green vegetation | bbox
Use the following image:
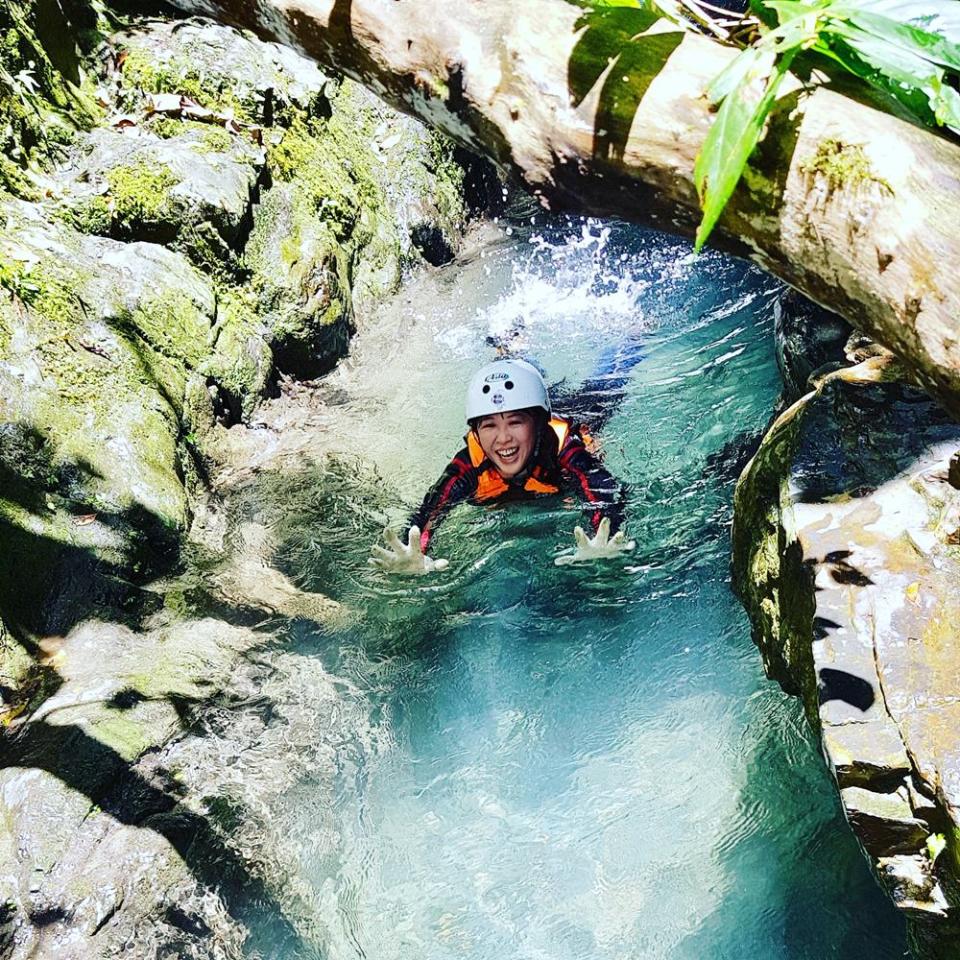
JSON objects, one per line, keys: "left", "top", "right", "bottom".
{"left": 694, "top": 0, "right": 960, "bottom": 250}
{"left": 119, "top": 48, "right": 254, "bottom": 124}
{"left": 269, "top": 115, "right": 378, "bottom": 240}
{"left": 67, "top": 161, "right": 180, "bottom": 237}
{"left": 146, "top": 116, "right": 237, "bottom": 150}
{"left": 582, "top": 0, "right": 960, "bottom": 249}
{"left": 799, "top": 136, "right": 893, "bottom": 194}
{"left": 0, "top": 0, "right": 104, "bottom": 197}
{"left": 106, "top": 161, "right": 180, "bottom": 229}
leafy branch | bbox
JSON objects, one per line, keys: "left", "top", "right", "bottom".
{"left": 576, "top": 0, "right": 960, "bottom": 250}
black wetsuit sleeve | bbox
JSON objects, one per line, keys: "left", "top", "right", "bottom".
{"left": 557, "top": 437, "right": 626, "bottom": 535}
{"left": 408, "top": 449, "right": 479, "bottom": 550}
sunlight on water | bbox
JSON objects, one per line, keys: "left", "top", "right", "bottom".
{"left": 239, "top": 211, "right": 906, "bottom": 959}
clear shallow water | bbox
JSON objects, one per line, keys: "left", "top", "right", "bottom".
{"left": 240, "top": 212, "right": 906, "bottom": 958}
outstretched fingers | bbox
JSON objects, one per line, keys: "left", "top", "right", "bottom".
{"left": 594, "top": 517, "right": 611, "bottom": 545}
{"left": 384, "top": 527, "right": 404, "bottom": 552}
{"left": 407, "top": 525, "right": 423, "bottom": 554}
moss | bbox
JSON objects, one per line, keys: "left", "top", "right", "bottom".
{"left": 0, "top": 257, "right": 42, "bottom": 306}
{"left": 731, "top": 399, "right": 813, "bottom": 704}
{"left": 0, "top": 0, "right": 104, "bottom": 198}
{"left": 0, "top": 298, "right": 12, "bottom": 355}
{"left": 107, "top": 161, "right": 180, "bottom": 229}
{"left": 0, "top": 614, "right": 34, "bottom": 703}
{"left": 122, "top": 288, "right": 211, "bottom": 368}
{"left": 66, "top": 161, "right": 180, "bottom": 238}
{"left": 148, "top": 117, "right": 236, "bottom": 155}
{"left": 148, "top": 116, "right": 185, "bottom": 140}
{"left": 269, "top": 118, "right": 359, "bottom": 239}
{"left": 90, "top": 712, "right": 153, "bottom": 762}
{"left": 62, "top": 194, "right": 112, "bottom": 235}
{"left": 800, "top": 138, "right": 893, "bottom": 197}
{"left": 201, "top": 285, "right": 272, "bottom": 419}
{"left": 0, "top": 252, "right": 190, "bottom": 529}
{"left": 268, "top": 108, "right": 387, "bottom": 245}
{"left": 119, "top": 48, "right": 254, "bottom": 125}
{"left": 424, "top": 133, "right": 466, "bottom": 233}
{"left": 197, "top": 126, "right": 234, "bottom": 155}
{"left": 173, "top": 220, "right": 242, "bottom": 284}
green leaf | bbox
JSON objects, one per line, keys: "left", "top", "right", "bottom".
{"left": 707, "top": 45, "right": 777, "bottom": 104}
{"left": 693, "top": 49, "right": 798, "bottom": 251}
{"left": 828, "top": 23, "right": 960, "bottom": 129}
{"left": 764, "top": 0, "right": 828, "bottom": 22}
{"left": 749, "top": 0, "right": 780, "bottom": 28}
{"left": 844, "top": 1, "right": 960, "bottom": 73}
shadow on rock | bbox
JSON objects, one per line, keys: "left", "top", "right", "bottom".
{"left": 3, "top": 703, "right": 307, "bottom": 956}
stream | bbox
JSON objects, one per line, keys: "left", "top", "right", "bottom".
{"left": 205, "top": 208, "right": 907, "bottom": 958}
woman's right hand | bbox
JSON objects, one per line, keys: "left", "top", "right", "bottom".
{"left": 369, "top": 526, "right": 449, "bottom": 576}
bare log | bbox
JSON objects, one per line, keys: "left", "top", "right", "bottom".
{"left": 170, "top": 0, "right": 960, "bottom": 417}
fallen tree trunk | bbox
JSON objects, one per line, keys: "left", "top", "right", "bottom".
{"left": 169, "top": 0, "right": 960, "bottom": 418}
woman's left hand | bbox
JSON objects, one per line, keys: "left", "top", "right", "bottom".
{"left": 555, "top": 518, "right": 636, "bottom": 566}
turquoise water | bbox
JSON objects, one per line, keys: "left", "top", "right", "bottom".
{"left": 248, "top": 215, "right": 906, "bottom": 958}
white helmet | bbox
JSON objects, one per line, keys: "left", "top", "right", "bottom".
{"left": 465, "top": 358, "right": 551, "bottom": 422}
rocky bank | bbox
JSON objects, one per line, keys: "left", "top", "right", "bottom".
{"left": 733, "top": 297, "right": 960, "bottom": 960}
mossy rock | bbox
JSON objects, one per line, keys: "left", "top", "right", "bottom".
{"left": 0, "top": 201, "right": 218, "bottom": 641}
{"left": 201, "top": 286, "right": 274, "bottom": 421}
{"left": 244, "top": 182, "right": 352, "bottom": 380}
{"left": 58, "top": 126, "right": 264, "bottom": 258}
{"left": 0, "top": 0, "right": 105, "bottom": 198}
{"left": 108, "top": 18, "right": 332, "bottom": 126}
{"left": 246, "top": 76, "right": 468, "bottom": 372}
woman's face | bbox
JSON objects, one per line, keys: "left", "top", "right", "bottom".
{"left": 475, "top": 410, "right": 538, "bottom": 478}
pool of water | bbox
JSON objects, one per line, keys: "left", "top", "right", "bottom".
{"left": 234, "top": 211, "right": 906, "bottom": 958}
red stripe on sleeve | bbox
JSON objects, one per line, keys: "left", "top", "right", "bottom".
{"left": 566, "top": 461, "right": 599, "bottom": 504}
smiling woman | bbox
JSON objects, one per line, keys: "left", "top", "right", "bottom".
{"left": 368, "top": 356, "right": 635, "bottom": 573}
{"left": 475, "top": 411, "right": 539, "bottom": 478}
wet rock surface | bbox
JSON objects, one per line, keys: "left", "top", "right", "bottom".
{"left": 774, "top": 288, "right": 853, "bottom": 402}
{"left": 58, "top": 125, "right": 265, "bottom": 249}
{"left": 0, "top": 613, "right": 349, "bottom": 959}
{"left": 733, "top": 356, "right": 960, "bottom": 957}
{"left": 0, "top": 199, "right": 215, "bottom": 653}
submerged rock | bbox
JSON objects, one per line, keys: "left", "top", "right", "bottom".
{"left": 732, "top": 355, "right": 960, "bottom": 956}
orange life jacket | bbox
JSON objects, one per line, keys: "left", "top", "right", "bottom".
{"left": 466, "top": 417, "right": 574, "bottom": 501}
